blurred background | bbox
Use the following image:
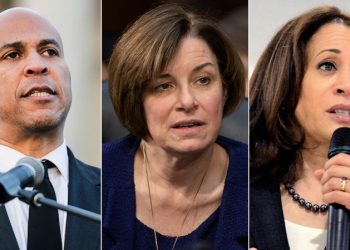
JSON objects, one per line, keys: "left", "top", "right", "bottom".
{"left": 102, "top": 0, "right": 248, "bottom": 144}
{"left": 249, "top": 0, "right": 350, "bottom": 77}
{"left": 0, "top": 0, "right": 101, "bottom": 166}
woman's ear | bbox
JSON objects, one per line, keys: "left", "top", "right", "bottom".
{"left": 223, "top": 88, "right": 228, "bottom": 102}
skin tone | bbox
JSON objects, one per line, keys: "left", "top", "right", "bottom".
{"left": 0, "top": 8, "right": 71, "bottom": 158}
{"left": 134, "top": 37, "right": 229, "bottom": 236}
{"left": 281, "top": 22, "right": 350, "bottom": 229}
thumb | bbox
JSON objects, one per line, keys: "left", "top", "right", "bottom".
{"left": 314, "top": 169, "right": 324, "bottom": 181}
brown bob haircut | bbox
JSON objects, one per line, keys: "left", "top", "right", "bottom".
{"left": 250, "top": 6, "right": 350, "bottom": 184}
{"left": 108, "top": 3, "right": 245, "bottom": 138}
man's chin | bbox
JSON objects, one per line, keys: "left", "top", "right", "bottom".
{"left": 22, "top": 118, "right": 65, "bottom": 134}
{"left": 21, "top": 109, "right": 69, "bottom": 133}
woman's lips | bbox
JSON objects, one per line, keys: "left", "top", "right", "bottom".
{"left": 171, "top": 119, "right": 206, "bottom": 128}
{"left": 328, "top": 105, "right": 350, "bottom": 123}
{"left": 171, "top": 120, "right": 206, "bottom": 134}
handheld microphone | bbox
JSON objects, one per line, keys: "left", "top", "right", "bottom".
{"left": 326, "top": 127, "right": 350, "bottom": 250}
{"left": 0, "top": 157, "right": 44, "bottom": 203}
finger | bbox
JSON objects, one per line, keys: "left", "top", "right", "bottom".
{"left": 323, "top": 190, "right": 350, "bottom": 210}
{"left": 322, "top": 176, "right": 350, "bottom": 194}
{"left": 314, "top": 169, "right": 324, "bottom": 181}
{"left": 325, "top": 153, "right": 350, "bottom": 170}
{"left": 320, "top": 165, "right": 350, "bottom": 185}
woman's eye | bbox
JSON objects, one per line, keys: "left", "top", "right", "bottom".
{"left": 4, "top": 51, "right": 20, "bottom": 60}
{"left": 42, "top": 49, "right": 59, "bottom": 57}
{"left": 155, "top": 83, "right": 173, "bottom": 91}
{"left": 196, "top": 77, "right": 211, "bottom": 85}
{"left": 319, "top": 62, "right": 336, "bottom": 72}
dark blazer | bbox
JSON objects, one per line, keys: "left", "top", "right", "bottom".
{"left": 250, "top": 180, "right": 348, "bottom": 250}
{"left": 0, "top": 148, "right": 101, "bottom": 250}
{"left": 250, "top": 179, "right": 290, "bottom": 250}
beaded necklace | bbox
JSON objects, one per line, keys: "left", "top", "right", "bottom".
{"left": 284, "top": 183, "right": 328, "bottom": 213}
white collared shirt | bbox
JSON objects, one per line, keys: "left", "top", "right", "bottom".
{"left": 0, "top": 142, "right": 69, "bottom": 250}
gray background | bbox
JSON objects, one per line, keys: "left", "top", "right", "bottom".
{"left": 249, "top": 0, "right": 350, "bottom": 78}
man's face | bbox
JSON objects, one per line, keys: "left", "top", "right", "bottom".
{"left": 0, "top": 9, "right": 71, "bottom": 136}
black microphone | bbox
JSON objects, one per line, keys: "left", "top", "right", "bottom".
{"left": 326, "top": 127, "right": 350, "bottom": 250}
{"left": 0, "top": 157, "right": 44, "bottom": 203}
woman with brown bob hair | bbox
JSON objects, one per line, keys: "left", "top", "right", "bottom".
{"left": 250, "top": 6, "right": 350, "bottom": 250}
{"left": 103, "top": 3, "right": 247, "bottom": 250}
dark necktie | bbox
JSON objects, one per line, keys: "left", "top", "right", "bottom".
{"left": 27, "top": 160, "right": 62, "bottom": 250}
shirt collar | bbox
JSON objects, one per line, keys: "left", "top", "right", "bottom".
{"left": 0, "top": 141, "right": 69, "bottom": 183}
{"left": 40, "top": 141, "right": 69, "bottom": 183}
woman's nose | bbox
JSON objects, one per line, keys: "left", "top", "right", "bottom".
{"left": 175, "top": 86, "right": 198, "bottom": 112}
{"left": 334, "top": 69, "right": 350, "bottom": 95}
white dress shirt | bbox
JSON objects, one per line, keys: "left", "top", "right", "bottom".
{"left": 0, "top": 142, "right": 69, "bottom": 250}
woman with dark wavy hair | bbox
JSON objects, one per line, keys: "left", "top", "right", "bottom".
{"left": 250, "top": 6, "right": 350, "bottom": 250}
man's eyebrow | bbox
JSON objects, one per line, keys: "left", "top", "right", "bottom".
{"left": 0, "top": 41, "right": 24, "bottom": 52}
{"left": 38, "top": 39, "right": 62, "bottom": 50}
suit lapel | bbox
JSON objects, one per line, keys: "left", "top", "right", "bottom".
{"left": 64, "top": 149, "right": 100, "bottom": 250}
{"left": 0, "top": 205, "right": 20, "bottom": 250}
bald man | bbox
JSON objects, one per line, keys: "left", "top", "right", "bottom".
{"left": 0, "top": 8, "right": 100, "bottom": 250}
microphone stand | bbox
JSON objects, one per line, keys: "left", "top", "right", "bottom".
{"left": 17, "top": 189, "right": 100, "bottom": 223}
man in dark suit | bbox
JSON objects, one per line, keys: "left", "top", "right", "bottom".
{"left": 0, "top": 7, "right": 100, "bottom": 250}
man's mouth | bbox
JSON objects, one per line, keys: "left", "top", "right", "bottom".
{"left": 28, "top": 90, "right": 52, "bottom": 97}
{"left": 22, "top": 87, "right": 56, "bottom": 98}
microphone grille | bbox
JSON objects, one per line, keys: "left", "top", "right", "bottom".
{"left": 15, "top": 157, "right": 45, "bottom": 187}
{"left": 328, "top": 127, "right": 350, "bottom": 158}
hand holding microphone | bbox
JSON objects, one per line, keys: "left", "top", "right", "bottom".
{"left": 315, "top": 127, "right": 350, "bottom": 250}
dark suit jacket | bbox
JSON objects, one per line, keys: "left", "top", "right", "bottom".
{"left": 250, "top": 179, "right": 290, "bottom": 250}
{"left": 0, "top": 148, "right": 101, "bottom": 250}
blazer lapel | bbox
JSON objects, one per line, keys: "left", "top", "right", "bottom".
{"left": 64, "top": 149, "right": 100, "bottom": 250}
{"left": 0, "top": 205, "right": 20, "bottom": 250}
{"left": 250, "top": 181, "right": 290, "bottom": 250}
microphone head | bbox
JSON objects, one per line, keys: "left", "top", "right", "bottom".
{"left": 328, "top": 127, "right": 350, "bottom": 158}
{"left": 15, "top": 157, "right": 45, "bottom": 187}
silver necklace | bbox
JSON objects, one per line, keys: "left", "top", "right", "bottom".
{"left": 142, "top": 142, "right": 208, "bottom": 250}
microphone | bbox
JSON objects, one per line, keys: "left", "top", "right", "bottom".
{"left": 326, "top": 127, "right": 350, "bottom": 250}
{"left": 0, "top": 157, "right": 44, "bottom": 203}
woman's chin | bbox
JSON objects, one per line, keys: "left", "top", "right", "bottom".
{"left": 165, "top": 138, "right": 214, "bottom": 155}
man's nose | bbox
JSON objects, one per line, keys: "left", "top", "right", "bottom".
{"left": 23, "top": 53, "right": 49, "bottom": 76}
